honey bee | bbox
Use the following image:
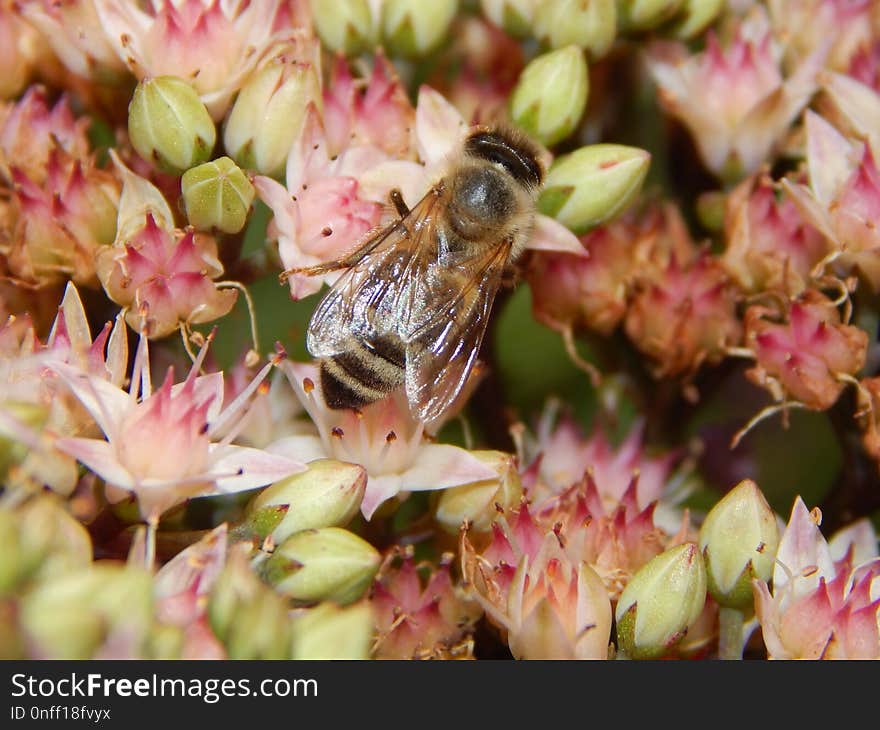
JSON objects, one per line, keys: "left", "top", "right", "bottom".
{"left": 282, "top": 126, "right": 544, "bottom": 423}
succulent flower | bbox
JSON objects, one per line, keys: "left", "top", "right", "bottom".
{"left": 275, "top": 361, "right": 497, "bottom": 520}
{"left": 743, "top": 288, "right": 867, "bottom": 411}
{"left": 371, "top": 547, "right": 481, "bottom": 659}
{"left": 721, "top": 173, "right": 828, "bottom": 296}
{"left": 624, "top": 251, "right": 742, "bottom": 379}
{"left": 461, "top": 503, "right": 613, "bottom": 659}
{"left": 50, "top": 333, "right": 306, "bottom": 523}
{"left": 647, "top": 9, "right": 824, "bottom": 181}
{"left": 782, "top": 111, "right": 880, "bottom": 290}
{"left": 93, "top": 0, "right": 303, "bottom": 120}
{"left": 753, "top": 497, "right": 880, "bottom": 659}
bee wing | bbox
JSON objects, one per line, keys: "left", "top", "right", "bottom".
{"left": 306, "top": 191, "right": 444, "bottom": 359}
{"left": 404, "top": 240, "right": 511, "bottom": 424}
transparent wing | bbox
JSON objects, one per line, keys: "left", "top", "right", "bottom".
{"left": 305, "top": 191, "right": 444, "bottom": 359}
{"left": 404, "top": 241, "right": 511, "bottom": 423}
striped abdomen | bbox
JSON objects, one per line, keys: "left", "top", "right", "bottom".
{"left": 320, "top": 334, "right": 406, "bottom": 410}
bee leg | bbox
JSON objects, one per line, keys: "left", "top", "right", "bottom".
{"left": 390, "top": 188, "right": 410, "bottom": 219}
{"left": 279, "top": 260, "right": 349, "bottom": 282}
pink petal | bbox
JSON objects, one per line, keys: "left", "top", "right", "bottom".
{"left": 399, "top": 444, "right": 497, "bottom": 492}
{"left": 775, "top": 496, "right": 836, "bottom": 598}
{"left": 822, "top": 71, "right": 880, "bottom": 160}
{"left": 48, "top": 362, "right": 130, "bottom": 436}
{"left": 527, "top": 215, "right": 588, "bottom": 256}
{"left": 415, "top": 86, "right": 468, "bottom": 166}
{"left": 264, "top": 434, "right": 328, "bottom": 465}
{"left": 54, "top": 437, "right": 136, "bottom": 490}
{"left": 361, "top": 474, "right": 403, "bottom": 520}
{"left": 804, "top": 111, "right": 857, "bottom": 208}
{"left": 208, "top": 443, "right": 306, "bottom": 493}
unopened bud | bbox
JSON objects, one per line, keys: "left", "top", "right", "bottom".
{"left": 539, "top": 144, "right": 650, "bottom": 233}
{"left": 223, "top": 56, "right": 321, "bottom": 178}
{"left": 291, "top": 601, "right": 375, "bottom": 659}
{"left": 181, "top": 157, "right": 255, "bottom": 234}
{"left": 533, "top": 0, "right": 617, "bottom": 60}
{"left": 615, "top": 542, "right": 707, "bottom": 659}
{"left": 618, "top": 0, "right": 684, "bottom": 32}
{"left": 262, "top": 527, "right": 380, "bottom": 606}
{"left": 309, "top": 0, "right": 376, "bottom": 56}
{"left": 208, "top": 548, "right": 291, "bottom": 659}
{"left": 382, "top": 0, "right": 458, "bottom": 58}
{"left": 480, "top": 0, "right": 536, "bottom": 38}
{"left": 669, "top": 0, "right": 723, "bottom": 39}
{"left": 17, "top": 496, "right": 92, "bottom": 583}
{"left": 128, "top": 76, "right": 216, "bottom": 174}
{"left": 510, "top": 45, "right": 589, "bottom": 147}
{"left": 21, "top": 564, "right": 153, "bottom": 659}
{"left": 434, "top": 451, "right": 522, "bottom": 534}
{"left": 246, "top": 460, "right": 367, "bottom": 543}
{"left": 0, "top": 402, "right": 46, "bottom": 479}
{"left": 699, "top": 479, "right": 779, "bottom": 610}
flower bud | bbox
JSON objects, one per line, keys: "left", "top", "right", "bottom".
{"left": 618, "top": 0, "right": 685, "bottom": 32}
{"left": 699, "top": 479, "right": 780, "bottom": 610}
{"left": 291, "top": 601, "right": 375, "bottom": 659}
{"left": 223, "top": 57, "right": 321, "bottom": 178}
{"left": 128, "top": 76, "right": 216, "bottom": 175}
{"left": 434, "top": 451, "right": 522, "bottom": 534}
{"left": 21, "top": 564, "right": 153, "bottom": 659}
{"left": 0, "top": 402, "right": 47, "bottom": 480}
{"left": 510, "top": 46, "right": 589, "bottom": 147}
{"left": 480, "top": 0, "right": 536, "bottom": 38}
{"left": 382, "top": 0, "right": 458, "bottom": 58}
{"left": 539, "top": 144, "right": 650, "bottom": 233}
{"left": 262, "top": 527, "right": 380, "bottom": 606}
{"left": 181, "top": 157, "right": 255, "bottom": 234}
{"left": 309, "top": 0, "right": 376, "bottom": 56}
{"left": 246, "top": 460, "right": 367, "bottom": 543}
{"left": 16, "top": 496, "right": 92, "bottom": 583}
{"left": 208, "top": 548, "right": 292, "bottom": 659}
{"left": 669, "top": 0, "right": 723, "bottom": 40}
{"left": 615, "top": 542, "right": 707, "bottom": 659}
{"left": 533, "top": 0, "right": 617, "bottom": 60}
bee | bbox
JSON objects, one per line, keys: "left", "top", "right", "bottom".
{"left": 282, "top": 126, "right": 544, "bottom": 423}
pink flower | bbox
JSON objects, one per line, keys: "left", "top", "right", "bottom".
{"left": 744, "top": 289, "right": 867, "bottom": 411}
{"left": 753, "top": 497, "right": 880, "bottom": 659}
{"left": 273, "top": 361, "right": 497, "bottom": 520}
{"left": 461, "top": 503, "right": 613, "bottom": 660}
{"left": 722, "top": 173, "right": 828, "bottom": 295}
{"left": 647, "top": 9, "right": 823, "bottom": 180}
{"left": 93, "top": 0, "right": 305, "bottom": 119}
{"left": 50, "top": 334, "right": 306, "bottom": 522}
{"left": 371, "top": 547, "right": 480, "bottom": 659}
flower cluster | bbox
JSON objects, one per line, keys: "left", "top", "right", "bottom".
{"left": 1, "top": 0, "right": 879, "bottom": 662}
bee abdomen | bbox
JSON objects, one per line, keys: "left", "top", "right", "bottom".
{"left": 320, "top": 336, "right": 406, "bottom": 410}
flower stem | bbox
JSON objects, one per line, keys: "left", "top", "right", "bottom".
{"left": 718, "top": 607, "right": 745, "bottom": 660}
{"left": 145, "top": 516, "right": 158, "bottom": 572}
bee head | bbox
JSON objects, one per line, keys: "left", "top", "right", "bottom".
{"left": 463, "top": 128, "right": 543, "bottom": 190}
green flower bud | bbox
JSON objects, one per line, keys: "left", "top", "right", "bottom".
{"left": 181, "top": 157, "right": 255, "bottom": 234}
{"left": 223, "top": 56, "right": 321, "bottom": 178}
{"left": 480, "top": 0, "right": 535, "bottom": 38}
{"left": 208, "top": 547, "right": 292, "bottom": 659}
{"left": 17, "top": 496, "right": 92, "bottom": 583}
{"left": 615, "top": 543, "right": 707, "bottom": 659}
{"left": 382, "top": 0, "right": 458, "bottom": 58}
{"left": 21, "top": 564, "right": 153, "bottom": 659}
{"left": 539, "top": 143, "right": 650, "bottom": 233}
{"left": 669, "top": 0, "right": 723, "bottom": 40}
{"left": 128, "top": 76, "right": 216, "bottom": 175}
{"left": 291, "top": 601, "right": 375, "bottom": 659}
{"left": 309, "top": 0, "right": 376, "bottom": 56}
{"left": 0, "top": 402, "right": 47, "bottom": 479}
{"left": 699, "top": 479, "right": 780, "bottom": 610}
{"left": 618, "top": 0, "right": 684, "bottom": 32}
{"left": 533, "top": 0, "right": 617, "bottom": 60}
{"left": 434, "top": 451, "right": 522, "bottom": 534}
{"left": 262, "top": 527, "right": 380, "bottom": 606}
{"left": 246, "top": 460, "right": 367, "bottom": 543}
{"left": 510, "top": 46, "right": 589, "bottom": 147}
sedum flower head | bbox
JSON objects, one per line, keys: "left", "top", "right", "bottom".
{"left": 753, "top": 497, "right": 880, "bottom": 659}
{"left": 50, "top": 333, "right": 306, "bottom": 523}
